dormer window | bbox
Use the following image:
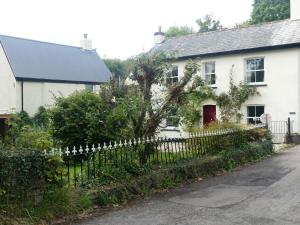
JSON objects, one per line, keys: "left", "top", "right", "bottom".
{"left": 166, "top": 66, "right": 179, "bottom": 85}
{"left": 204, "top": 62, "right": 216, "bottom": 85}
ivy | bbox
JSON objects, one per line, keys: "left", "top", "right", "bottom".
{"left": 213, "top": 76, "right": 259, "bottom": 123}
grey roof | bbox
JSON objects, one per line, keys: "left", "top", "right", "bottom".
{"left": 0, "top": 35, "right": 111, "bottom": 83}
{"left": 153, "top": 19, "right": 300, "bottom": 59}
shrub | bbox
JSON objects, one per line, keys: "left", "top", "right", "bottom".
{"left": 51, "top": 91, "right": 133, "bottom": 147}
{"left": 32, "top": 106, "right": 51, "bottom": 129}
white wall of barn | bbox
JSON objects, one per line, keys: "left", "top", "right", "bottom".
{"left": 0, "top": 43, "right": 17, "bottom": 116}
{"left": 170, "top": 48, "right": 300, "bottom": 133}
{"left": 16, "top": 81, "right": 101, "bottom": 116}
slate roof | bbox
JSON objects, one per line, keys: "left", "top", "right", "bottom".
{"left": 0, "top": 35, "right": 111, "bottom": 83}
{"left": 152, "top": 19, "right": 300, "bottom": 59}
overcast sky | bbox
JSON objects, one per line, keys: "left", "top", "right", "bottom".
{"left": 0, "top": 0, "right": 253, "bottom": 59}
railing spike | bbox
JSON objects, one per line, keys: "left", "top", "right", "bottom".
{"left": 72, "top": 146, "right": 77, "bottom": 155}
{"left": 65, "top": 147, "right": 70, "bottom": 156}
{"left": 79, "top": 145, "right": 83, "bottom": 154}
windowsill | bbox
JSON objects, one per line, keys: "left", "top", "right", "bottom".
{"left": 246, "top": 82, "right": 267, "bottom": 87}
{"left": 161, "top": 126, "right": 180, "bottom": 132}
{"left": 208, "top": 84, "right": 217, "bottom": 89}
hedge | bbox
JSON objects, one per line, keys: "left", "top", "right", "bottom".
{"left": 0, "top": 150, "right": 64, "bottom": 202}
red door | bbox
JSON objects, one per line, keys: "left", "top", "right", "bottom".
{"left": 203, "top": 105, "right": 216, "bottom": 126}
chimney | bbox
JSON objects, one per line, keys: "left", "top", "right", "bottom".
{"left": 80, "top": 34, "right": 93, "bottom": 50}
{"left": 291, "top": 0, "right": 300, "bottom": 20}
{"left": 154, "top": 26, "right": 165, "bottom": 45}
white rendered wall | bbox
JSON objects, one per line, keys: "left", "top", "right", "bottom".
{"left": 16, "top": 81, "right": 100, "bottom": 116}
{"left": 0, "top": 43, "right": 17, "bottom": 116}
{"left": 171, "top": 48, "right": 300, "bottom": 133}
{"left": 291, "top": 0, "right": 300, "bottom": 21}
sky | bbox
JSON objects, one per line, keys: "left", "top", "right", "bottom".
{"left": 0, "top": 0, "right": 253, "bottom": 59}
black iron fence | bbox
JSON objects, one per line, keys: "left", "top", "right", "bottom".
{"left": 46, "top": 126, "right": 265, "bottom": 187}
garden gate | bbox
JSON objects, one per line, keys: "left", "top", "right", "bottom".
{"left": 268, "top": 118, "right": 292, "bottom": 144}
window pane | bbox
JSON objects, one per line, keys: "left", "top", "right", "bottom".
{"left": 205, "top": 62, "right": 215, "bottom": 74}
{"left": 250, "top": 72, "right": 256, "bottom": 83}
{"left": 248, "top": 118, "right": 255, "bottom": 125}
{"left": 256, "top": 58, "right": 264, "bottom": 70}
{"left": 172, "top": 66, "right": 178, "bottom": 77}
{"left": 166, "top": 78, "right": 172, "bottom": 85}
{"left": 211, "top": 74, "right": 216, "bottom": 85}
{"left": 248, "top": 106, "right": 256, "bottom": 117}
{"left": 172, "top": 77, "right": 178, "bottom": 83}
{"left": 256, "top": 71, "right": 264, "bottom": 82}
{"left": 247, "top": 59, "right": 256, "bottom": 71}
{"left": 256, "top": 106, "right": 264, "bottom": 117}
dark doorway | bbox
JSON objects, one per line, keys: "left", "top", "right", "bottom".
{"left": 0, "top": 118, "right": 6, "bottom": 138}
{"left": 203, "top": 105, "right": 216, "bottom": 126}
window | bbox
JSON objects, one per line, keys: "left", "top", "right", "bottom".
{"left": 85, "top": 84, "right": 94, "bottom": 92}
{"left": 247, "top": 105, "right": 264, "bottom": 124}
{"left": 246, "top": 58, "right": 264, "bottom": 83}
{"left": 166, "top": 109, "right": 180, "bottom": 127}
{"left": 204, "top": 62, "right": 216, "bottom": 85}
{"left": 166, "top": 66, "right": 179, "bottom": 85}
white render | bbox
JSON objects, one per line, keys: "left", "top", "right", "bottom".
{"left": 291, "top": 0, "right": 300, "bottom": 21}
{"left": 15, "top": 81, "right": 100, "bottom": 116}
{"left": 167, "top": 48, "right": 300, "bottom": 134}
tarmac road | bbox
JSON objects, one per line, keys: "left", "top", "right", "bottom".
{"left": 77, "top": 145, "right": 300, "bottom": 225}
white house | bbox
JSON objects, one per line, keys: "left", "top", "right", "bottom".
{"left": 153, "top": 0, "right": 300, "bottom": 137}
{"left": 0, "top": 34, "right": 111, "bottom": 134}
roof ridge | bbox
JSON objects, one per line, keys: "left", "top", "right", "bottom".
{"left": 165, "top": 19, "right": 292, "bottom": 41}
{"left": 0, "top": 34, "right": 92, "bottom": 51}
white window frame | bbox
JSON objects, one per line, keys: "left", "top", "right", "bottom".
{"left": 245, "top": 57, "right": 265, "bottom": 85}
{"left": 247, "top": 105, "right": 265, "bottom": 125}
{"left": 166, "top": 65, "right": 179, "bottom": 85}
{"left": 203, "top": 62, "right": 216, "bottom": 86}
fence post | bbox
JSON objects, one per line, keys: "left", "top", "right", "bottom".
{"left": 287, "top": 117, "right": 292, "bottom": 144}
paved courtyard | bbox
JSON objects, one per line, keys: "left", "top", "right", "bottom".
{"left": 77, "top": 145, "right": 300, "bottom": 225}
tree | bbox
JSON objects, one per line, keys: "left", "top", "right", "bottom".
{"left": 165, "top": 26, "right": 194, "bottom": 38}
{"left": 250, "top": 0, "right": 290, "bottom": 24}
{"left": 196, "top": 14, "right": 222, "bottom": 33}
{"left": 129, "top": 52, "right": 208, "bottom": 138}
{"left": 103, "top": 58, "right": 129, "bottom": 81}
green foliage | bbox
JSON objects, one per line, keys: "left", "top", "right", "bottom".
{"left": 2, "top": 113, "right": 53, "bottom": 150}
{"left": 0, "top": 150, "right": 64, "bottom": 201}
{"left": 213, "top": 77, "right": 259, "bottom": 122}
{"left": 130, "top": 52, "right": 209, "bottom": 138}
{"left": 103, "top": 58, "right": 130, "bottom": 80}
{"left": 177, "top": 78, "right": 214, "bottom": 130}
{"left": 32, "top": 106, "right": 50, "bottom": 129}
{"left": 13, "top": 126, "right": 53, "bottom": 150}
{"left": 165, "top": 25, "right": 194, "bottom": 38}
{"left": 196, "top": 14, "right": 222, "bottom": 32}
{"left": 51, "top": 91, "right": 133, "bottom": 147}
{"left": 250, "top": 0, "right": 290, "bottom": 24}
